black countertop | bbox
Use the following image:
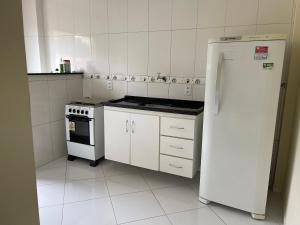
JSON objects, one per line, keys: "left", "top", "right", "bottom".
{"left": 28, "top": 72, "right": 84, "bottom": 75}
{"left": 103, "top": 96, "right": 204, "bottom": 115}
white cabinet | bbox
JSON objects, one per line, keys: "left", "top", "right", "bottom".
{"left": 104, "top": 110, "right": 130, "bottom": 164}
{"left": 104, "top": 106, "right": 203, "bottom": 178}
{"left": 131, "top": 114, "right": 159, "bottom": 170}
{"left": 104, "top": 110, "right": 160, "bottom": 170}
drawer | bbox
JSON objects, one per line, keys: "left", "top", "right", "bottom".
{"left": 161, "top": 117, "right": 194, "bottom": 139}
{"left": 160, "top": 136, "right": 194, "bottom": 159}
{"left": 160, "top": 154, "right": 193, "bottom": 178}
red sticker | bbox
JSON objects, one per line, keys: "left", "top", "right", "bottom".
{"left": 255, "top": 46, "right": 268, "bottom": 54}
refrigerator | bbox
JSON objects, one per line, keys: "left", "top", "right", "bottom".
{"left": 199, "top": 34, "right": 286, "bottom": 219}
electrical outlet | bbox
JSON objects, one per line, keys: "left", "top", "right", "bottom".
{"left": 185, "top": 84, "right": 192, "bottom": 96}
{"left": 106, "top": 80, "right": 113, "bottom": 90}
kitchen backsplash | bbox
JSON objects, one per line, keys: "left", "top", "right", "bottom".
{"left": 23, "top": 0, "right": 295, "bottom": 100}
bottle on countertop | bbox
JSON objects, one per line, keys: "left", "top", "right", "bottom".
{"left": 59, "top": 58, "right": 65, "bottom": 73}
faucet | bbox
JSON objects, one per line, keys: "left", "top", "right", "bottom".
{"left": 157, "top": 72, "right": 167, "bottom": 82}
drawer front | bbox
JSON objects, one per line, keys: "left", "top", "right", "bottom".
{"left": 161, "top": 117, "right": 194, "bottom": 139}
{"left": 160, "top": 136, "right": 194, "bottom": 159}
{"left": 160, "top": 154, "right": 193, "bottom": 178}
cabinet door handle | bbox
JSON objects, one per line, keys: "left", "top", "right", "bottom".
{"left": 169, "top": 145, "right": 184, "bottom": 150}
{"left": 170, "top": 125, "right": 184, "bottom": 130}
{"left": 169, "top": 163, "right": 183, "bottom": 169}
{"left": 126, "top": 120, "right": 129, "bottom": 132}
{"left": 131, "top": 120, "right": 135, "bottom": 134}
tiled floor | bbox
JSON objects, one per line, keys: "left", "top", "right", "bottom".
{"left": 36, "top": 157, "right": 283, "bottom": 225}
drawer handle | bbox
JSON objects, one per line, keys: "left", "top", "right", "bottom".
{"left": 170, "top": 125, "right": 185, "bottom": 130}
{"left": 169, "top": 145, "right": 184, "bottom": 150}
{"left": 169, "top": 163, "right": 183, "bottom": 169}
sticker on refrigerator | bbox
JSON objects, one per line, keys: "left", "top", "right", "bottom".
{"left": 254, "top": 46, "right": 268, "bottom": 60}
{"left": 263, "top": 63, "right": 274, "bottom": 70}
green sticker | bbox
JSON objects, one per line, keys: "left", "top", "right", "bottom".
{"left": 263, "top": 63, "right": 274, "bottom": 70}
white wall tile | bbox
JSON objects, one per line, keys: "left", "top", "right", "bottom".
{"left": 171, "top": 30, "right": 196, "bottom": 76}
{"left": 29, "top": 81, "right": 50, "bottom": 126}
{"left": 108, "top": 0, "right": 127, "bottom": 33}
{"left": 149, "top": 31, "right": 171, "bottom": 76}
{"left": 128, "top": 0, "right": 148, "bottom": 32}
{"left": 66, "top": 78, "right": 83, "bottom": 101}
{"left": 92, "top": 79, "right": 127, "bottom": 99}
{"left": 193, "top": 84, "right": 205, "bottom": 101}
{"left": 91, "top": 0, "right": 108, "bottom": 34}
{"left": 169, "top": 84, "right": 193, "bottom": 100}
{"left": 32, "top": 124, "right": 53, "bottom": 167}
{"left": 91, "top": 34, "right": 109, "bottom": 74}
{"left": 149, "top": 0, "right": 172, "bottom": 31}
{"left": 57, "top": 0, "right": 75, "bottom": 35}
{"left": 83, "top": 77, "right": 93, "bottom": 98}
{"left": 48, "top": 79, "right": 68, "bottom": 122}
{"left": 148, "top": 83, "right": 169, "bottom": 98}
{"left": 22, "top": 0, "right": 39, "bottom": 36}
{"left": 256, "top": 24, "right": 291, "bottom": 35}
{"left": 109, "top": 33, "right": 128, "bottom": 75}
{"left": 172, "top": 0, "right": 197, "bottom": 29}
{"left": 225, "top": 25, "right": 257, "bottom": 36}
{"left": 74, "top": 0, "right": 91, "bottom": 35}
{"left": 51, "top": 120, "right": 67, "bottom": 158}
{"left": 74, "top": 35, "right": 92, "bottom": 72}
{"left": 226, "top": 0, "right": 258, "bottom": 26}
{"left": 43, "top": 0, "right": 58, "bottom": 36}
{"left": 128, "top": 32, "right": 148, "bottom": 75}
{"left": 258, "top": 0, "right": 294, "bottom": 24}
{"left": 195, "top": 28, "right": 224, "bottom": 76}
{"left": 24, "top": 36, "right": 42, "bottom": 73}
{"left": 127, "top": 82, "right": 148, "bottom": 97}
{"left": 56, "top": 36, "right": 75, "bottom": 70}
{"left": 197, "top": 0, "right": 226, "bottom": 28}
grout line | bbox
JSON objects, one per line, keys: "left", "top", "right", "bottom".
{"left": 104, "top": 177, "right": 119, "bottom": 225}
{"left": 208, "top": 205, "right": 228, "bottom": 225}
{"left": 60, "top": 159, "right": 68, "bottom": 225}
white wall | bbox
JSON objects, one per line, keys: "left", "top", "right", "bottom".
{"left": 28, "top": 75, "right": 83, "bottom": 167}
{"left": 37, "top": 0, "right": 295, "bottom": 100}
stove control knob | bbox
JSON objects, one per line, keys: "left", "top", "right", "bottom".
{"left": 81, "top": 110, "right": 84, "bottom": 114}
{"left": 72, "top": 109, "right": 76, "bottom": 113}
{"left": 77, "top": 110, "right": 80, "bottom": 113}
{"left": 85, "top": 111, "right": 89, "bottom": 115}
{"left": 68, "top": 108, "right": 72, "bottom": 112}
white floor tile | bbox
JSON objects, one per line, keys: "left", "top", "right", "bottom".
{"left": 39, "top": 205, "right": 63, "bottom": 225}
{"left": 143, "top": 171, "right": 193, "bottom": 189}
{"left": 168, "top": 208, "right": 225, "bottom": 225}
{"left": 106, "top": 173, "right": 149, "bottom": 196}
{"left": 62, "top": 198, "right": 116, "bottom": 225}
{"left": 101, "top": 160, "right": 142, "bottom": 177}
{"left": 111, "top": 191, "right": 164, "bottom": 224}
{"left": 66, "top": 160, "right": 104, "bottom": 180}
{"left": 122, "top": 216, "right": 172, "bottom": 225}
{"left": 64, "top": 178, "right": 109, "bottom": 203}
{"left": 210, "top": 204, "right": 280, "bottom": 225}
{"left": 37, "top": 183, "right": 65, "bottom": 207}
{"left": 39, "top": 156, "right": 67, "bottom": 169}
{"left": 153, "top": 186, "right": 206, "bottom": 214}
{"left": 36, "top": 166, "right": 66, "bottom": 186}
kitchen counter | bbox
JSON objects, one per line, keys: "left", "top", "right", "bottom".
{"left": 103, "top": 96, "right": 204, "bottom": 115}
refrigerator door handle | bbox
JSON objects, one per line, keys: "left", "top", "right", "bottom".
{"left": 214, "top": 53, "right": 224, "bottom": 115}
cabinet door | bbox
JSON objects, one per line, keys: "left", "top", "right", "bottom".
{"left": 130, "top": 114, "right": 159, "bottom": 170}
{"left": 104, "top": 110, "right": 130, "bottom": 164}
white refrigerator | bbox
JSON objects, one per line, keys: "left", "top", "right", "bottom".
{"left": 199, "top": 35, "right": 286, "bottom": 219}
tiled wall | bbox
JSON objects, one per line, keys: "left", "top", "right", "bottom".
{"left": 33, "top": 0, "right": 295, "bottom": 100}
{"left": 28, "top": 75, "right": 83, "bottom": 167}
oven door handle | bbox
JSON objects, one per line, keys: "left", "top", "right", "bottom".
{"left": 66, "top": 115, "right": 93, "bottom": 121}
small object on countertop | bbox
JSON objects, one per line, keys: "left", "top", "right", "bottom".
{"left": 59, "top": 58, "right": 65, "bottom": 73}
{"left": 63, "top": 59, "right": 71, "bottom": 73}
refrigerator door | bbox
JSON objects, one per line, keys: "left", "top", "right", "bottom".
{"left": 200, "top": 40, "right": 286, "bottom": 215}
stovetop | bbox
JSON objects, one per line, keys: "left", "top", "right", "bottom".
{"left": 70, "top": 97, "right": 106, "bottom": 107}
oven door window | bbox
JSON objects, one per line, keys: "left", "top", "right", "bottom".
{"left": 67, "top": 115, "right": 92, "bottom": 145}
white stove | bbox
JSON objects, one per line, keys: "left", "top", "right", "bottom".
{"left": 65, "top": 98, "right": 106, "bottom": 166}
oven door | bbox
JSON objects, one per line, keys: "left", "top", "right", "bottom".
{"left": 65, "top": 115, "right": 95, "bottom": 146}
